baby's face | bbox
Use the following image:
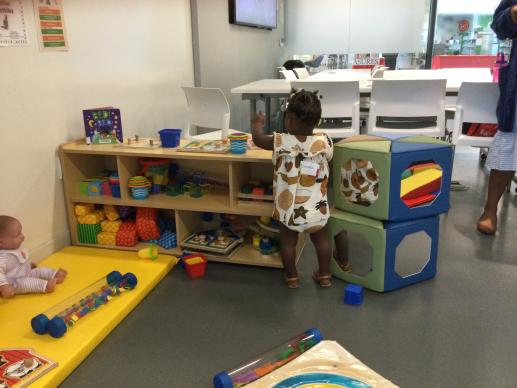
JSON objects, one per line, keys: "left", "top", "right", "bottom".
{"left": 0, "top": 221, "right": 24, "bottom": 250}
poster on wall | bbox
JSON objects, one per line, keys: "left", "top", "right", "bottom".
{"left": 32, "top": 0, "right": 68, "bottom": 51}
{"left": 0, "top": 0, "right": 29, "bottom": 47}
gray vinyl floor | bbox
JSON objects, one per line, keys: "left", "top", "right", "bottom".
{"left": 61, "top": 147, "right": 517, "bottom": 388}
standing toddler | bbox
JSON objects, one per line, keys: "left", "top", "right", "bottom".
{"left": 252, "top": 89, "right": 334, "bottom": 288}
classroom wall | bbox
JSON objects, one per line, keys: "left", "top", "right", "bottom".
{"left": 191, "top": 0, "right": 285, "bottom": 130}
{"left": 0, "top": 0, "right": 194, "bottom": 260}
{"left": 284, "top": 0, "right": 427, "bottom": 58}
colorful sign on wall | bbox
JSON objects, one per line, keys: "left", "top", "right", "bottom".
{"left": 33, "top": 0, "right": 68, "bottom": 51}
{"left": 0, "top": 0, "right": 29, "bottom": 47}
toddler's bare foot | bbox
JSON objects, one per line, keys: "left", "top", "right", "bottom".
{"left": 45, "top": 279, "right": 57, "bottom": 293}
{"left": 55, "top": 268, "right": 67, "bottom": 284}
{"left": 477, "top": 211, "right": 497, "bottom": 235}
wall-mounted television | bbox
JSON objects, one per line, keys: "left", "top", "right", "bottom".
{"left": 229, "top": 0, "right": 277, "bottom": 30}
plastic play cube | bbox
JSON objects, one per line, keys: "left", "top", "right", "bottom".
{"left": 329, "top": 210, "right": 439, "bottom": 292}
{"left": 333, "top": 135, "right": 453, "bottom": 221}
{"left": 158, "top": 229, "right": 177, "bottom": 249}
{"left": 344, "top": 284, "right": 364, "bottom": 305}
{"left": 74, "top": 203, "right": 95, "bottom": 216}
{"left": 136, "top": 207, "right": 160, "bottom": 241}
{"left": 97, "top": 231, "right": 117, "bottom": 245}
{"left": 77, "top": 210, "right": 105, "bottom": 225}
{"left": 104, "top": 205, "right": 119, "bottom": 221}
{"left": 77, "top": 223, "right": 101, "bottom": 244}
{"left": 116, "top": 221, "right": 138, "bottom": 247}
{"left": 101, "top": 219, "right": 122, "bottom": 233}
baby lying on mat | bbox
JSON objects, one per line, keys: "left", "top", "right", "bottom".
{"left": 0, "top": 215, "right": 67, "bottom": 299}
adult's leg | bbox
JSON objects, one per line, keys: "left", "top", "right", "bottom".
{"left": 478, "top": 169, "right": 516, "bottom": 234}
{"left": 279, "top": 224, "right": 300, "bottom": 283}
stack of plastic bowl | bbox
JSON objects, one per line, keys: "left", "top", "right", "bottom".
{"left": 128, "top": 176, "right": 151, "bottom": 199}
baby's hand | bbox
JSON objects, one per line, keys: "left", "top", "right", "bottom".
{"left": 251, "top": 111, "right": 265, "bottom": 132}
{"left": 0, "top": 284, "right": 15, "bottom": 299}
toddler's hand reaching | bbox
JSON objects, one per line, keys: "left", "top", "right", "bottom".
{"left": 0, "top": 284, "right": 14, "bottom": 299}
{"left": 251, "top": 111, "right": 265, "bottom": 132}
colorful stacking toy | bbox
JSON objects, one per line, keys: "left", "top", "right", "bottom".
{"left": 128, "top": 176, "right": 151, "bottom": 199}
{"left": 228, "top": 133, "right": 248, "bottom": 154}
{"left": 330, "top": 135, "right": 453, "bottom": 292}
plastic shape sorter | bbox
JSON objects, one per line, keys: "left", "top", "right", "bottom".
{"left": 329, "top": 210, "right": 439, "bottom": 292}
{"left": 333, "top": 135, "right": 453, "bottom": 221}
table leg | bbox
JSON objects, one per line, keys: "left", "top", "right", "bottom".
{"left": 265, "top": 97, "right": 271, "bottom": 134}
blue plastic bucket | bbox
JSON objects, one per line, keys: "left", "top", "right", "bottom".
{"left": 159, "top": 129, "right": 182, "bottom": 148}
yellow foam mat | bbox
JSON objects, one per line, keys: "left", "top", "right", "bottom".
{"left": 0, "top": 246, "right": 177, "bottom": 387}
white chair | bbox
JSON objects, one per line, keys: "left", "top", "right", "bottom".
{"left": 452, "top": 82, "right": 499, "bottom": 147}
{"left": 291, "top": 80, "right": 360, "bottom": 139}
{"left": 293, "top": 67, "right": 310, "bottom": 79}
{"left": 367, "top": 79, "right": 447, "bottom": 138}
{"left": 181, "top": 86, "right": 230, "bottom": 140}
{"left": 279, "top": 69, "right": 297, "bottom": 80}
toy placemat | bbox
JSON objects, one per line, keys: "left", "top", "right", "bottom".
{"left": 181, "top": 229, "right": 242, "bottom": 255}
{"left": 177, "top": 140, "right": 230, "bottom": 153}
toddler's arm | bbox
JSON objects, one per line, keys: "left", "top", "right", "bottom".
{"left": 251, "top": 112, "right": 274, "bottom": 151}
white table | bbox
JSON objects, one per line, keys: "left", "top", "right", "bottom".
{"left": 230, "top": 69, "right": 493, "bottom": 131}
{"left": 231, "top": 79, "right": 291, "bottom": 132}
{"left": 308, "top": 68, "right": 372, "bottom": 81}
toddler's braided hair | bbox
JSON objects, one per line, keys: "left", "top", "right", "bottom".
{"left": 285, "top": 88, "right": 321, "bottom": 128}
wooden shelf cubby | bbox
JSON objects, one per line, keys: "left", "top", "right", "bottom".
{"left": 59, "top": 139, "right": 302, "bottom": 268}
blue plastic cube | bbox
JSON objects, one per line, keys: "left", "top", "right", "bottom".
{"left": 344, "top": 284, "right": 364, "bottom": 305}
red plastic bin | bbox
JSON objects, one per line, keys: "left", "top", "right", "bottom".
{"left": 184, "top": 254, "right": 207, "bottom": 279}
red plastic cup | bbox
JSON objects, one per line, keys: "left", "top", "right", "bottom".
{"left": 184, "top": 254, "right": 207, "bottom": 279}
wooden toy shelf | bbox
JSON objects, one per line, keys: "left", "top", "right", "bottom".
{"left": 59, "top": 139, "right": 302, "bottom": 268}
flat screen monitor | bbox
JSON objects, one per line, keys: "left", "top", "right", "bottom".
{"left": 229, "top": 0, "right": 277, "bottom": 30}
